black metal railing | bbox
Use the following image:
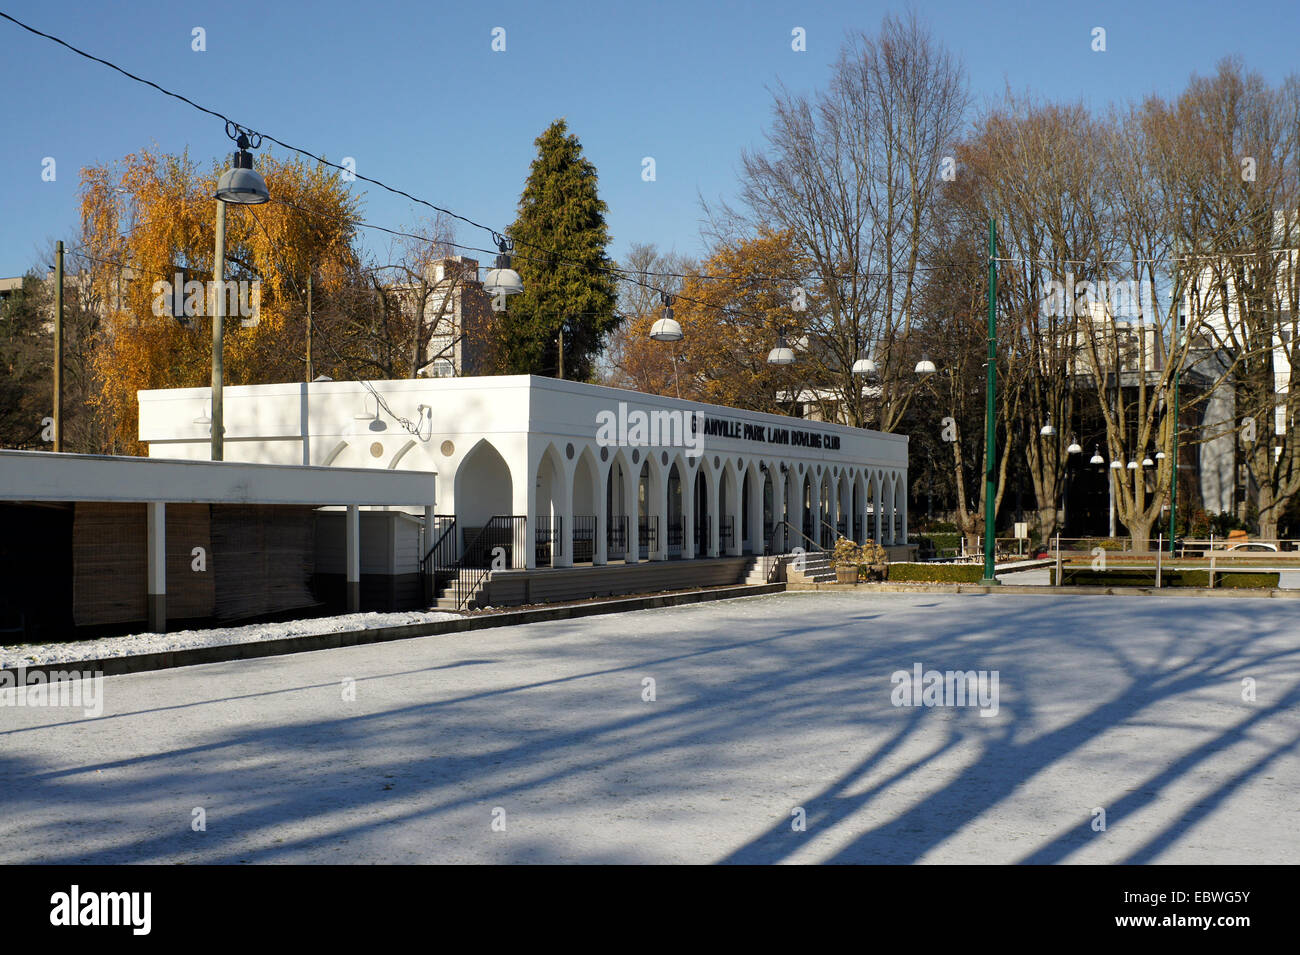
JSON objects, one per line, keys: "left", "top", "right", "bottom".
{"left": 720, "top": 516, "right": 734, "bottom": 551}
{"left": 667, "top": 520, "right": 684, "bottom": 548}
{"left": 695, "top": 520, "right": 711, "bottom": 554}
{"left": 420, "top": 514, "right": 457, "bottom": 604}
{"left": 765, "top": 519, "right": 825, "bottom": 556}
{"left": 573, "top": 515, "right": 597, "bottom": 564}
{"left": 454, "top": 516, "right": 527, "bottom": 611}
{"left": 607, "top": 515, "right": 629, "bottom": 560}
{"left": 639, "top": 515, "right": 659, "bottom": 556}
{"left": 536, "top": 515, "right": 563, "bottom": 567}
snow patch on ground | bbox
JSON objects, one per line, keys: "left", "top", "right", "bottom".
{"left": 0, "top": 610, "right": 461, "bottom": 668}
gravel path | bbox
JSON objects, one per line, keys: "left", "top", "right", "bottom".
{"left": 0, "top": 610, "right": 460, "bottom": 668}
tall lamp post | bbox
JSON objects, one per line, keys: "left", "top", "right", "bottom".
{"left": 210, "top": 124, "right": 271, "bottom": 460}
{"left": 981, "top": 218, "right": 999, "bottom": 585}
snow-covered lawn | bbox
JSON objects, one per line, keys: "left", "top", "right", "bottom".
{"left": 0, "top": 610, "right": 459, "bottom": 668}
{"left": 0, "top": 590, "right": 1296, "bottom": 864}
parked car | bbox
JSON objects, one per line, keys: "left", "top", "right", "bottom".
{"left": 1227, "top": 542, "right": 1278, "bottom": 552}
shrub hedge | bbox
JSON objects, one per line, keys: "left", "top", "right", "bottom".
{"left": 886, "top": 562, "right": 986, "bottom": 583}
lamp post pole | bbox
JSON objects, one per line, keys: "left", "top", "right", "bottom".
{"left": 1168, "top": 265, "right": 1181, "bottom": 553}
{"left": 981, "top": 218, "right": 1000, "bottom": 585}
{"left": 211, "top": 197, "right": 226, "bottom": 462}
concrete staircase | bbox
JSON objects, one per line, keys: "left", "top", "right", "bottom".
{"left": 783, "top": 550, "right": 837, "bottom": 584}
{"left": 431, "top": 569, "right": 492, "bottom": 611}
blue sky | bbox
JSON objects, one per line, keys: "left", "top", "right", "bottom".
{"left": 2, "top": 0, "right": 1298, "bottom": 275}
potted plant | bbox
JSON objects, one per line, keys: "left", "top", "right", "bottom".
{"left": 858, "top": 539, "right": 889, "bottom": 582}
{"left": 833, "top": 537, "right": 862, "bottom": 584}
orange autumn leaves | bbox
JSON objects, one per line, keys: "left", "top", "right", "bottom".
{"left": 80, "top": 148, "right": 362, "bottom": 452}
{"left": 614, "top": 229, "right": 819, "bottom": 413}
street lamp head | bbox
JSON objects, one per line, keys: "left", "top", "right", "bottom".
{"left": 1142, "top": 456, "right": 1154, "bottom": 467}
{"left": 1067, "top": 439, "right": 1083, "bottom": 455}
{"left": 914, "top": 354, "right": 937, "bottom": 375}
{"left": 1126, "top": 460, "right": 1138, "bottom": 470}
{"left": 215, "top": 147, "right": 270, "bottom": 205}
{"left": 1040, "top": 414, "right": 1056, "bottom": 438}
{"left": 1110, "top": 459, "right": 1123, "bottom": 469}
{"left": 483, "top": 233, "right": 523, "bottom": 297}
{"left": 767, "top": 330, "right": 796, "bottom": 366}
{"left": 852, "top": 356, "right": 877, "bottom": 377}
{"left": 650, "top": 294, "right": 683, "bottom": 342}
{"left": 1090, "top": 445, "right": 1104, "bottom": 465}
{"left": 1155, "top": 450, "right": 1166, "bottom": 461}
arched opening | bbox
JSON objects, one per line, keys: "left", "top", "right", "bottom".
{"left": 535, "top": 445, "right": 564, "bottom": 568}
{"left": 694, "top": 467, "right": 710, "bottom": 556}
{"left": 667, "top": 461, "right": 684, "bottom": 558}
{"left": 605, "top": 455, "right": 631, "bottom": 561}
{"left": 455, "top": 439, "right": 515, "bottom": 557}
{"left": 741, "top": 467, "right": 755, "bottom": 554}
{"left": 572, "top": 447, "right": 599, "bottom": 565}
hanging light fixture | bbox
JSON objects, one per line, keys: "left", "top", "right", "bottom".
{"left": 1155, "top": 450, "right": 1167, "bottom": 461}
{"left": 1126, "top": 460, "right": 1138, "bottom": 470}
{"left": 767, "top": 327, "right": 795, "bottom": 366}
{"left": 1142, "top": 454, "right": 1154, "bottom": 467}
{"left": 914, "top": 354, "right": 937, "bottom": 375}
{"left": 649, "top": 292, "right": 683, "bottom": 342}
{"left": 1067, "top": 437, "right": 1082, "bottom": 455}
{"left": 1090, "top": 445, "right": 1105, "bottom": 465}
{"left": 483, "top": 232, "right": 523, "bottom": 298}
{"left": 1040, "top": 414, "right": 1056, "bottom": 438}
{"left": 1110, "top": 459, "right": 1123, "bottom": 470}
{"left": 215, "top": 125, "right": 270, "bottom": 205}
{"left": 852, "top": 355, "right": 877, "bottom": 377}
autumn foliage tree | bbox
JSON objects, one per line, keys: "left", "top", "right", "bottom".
{"left": 612, "top": 228, "right": 819, "bottom": 413}
{"left": 80, "top": 147, "right": 365, "bottom": 452}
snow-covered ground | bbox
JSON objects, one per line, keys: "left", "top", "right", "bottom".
{"left": 0, "top": 610, "right": 460, "bottom": 669}
{"left": 1, "top": 590, "right": 1297, "bottom": 864}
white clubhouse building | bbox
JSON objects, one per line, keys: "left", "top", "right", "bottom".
{"left": 139, "top": 376, "right": 910, "bottom": 572}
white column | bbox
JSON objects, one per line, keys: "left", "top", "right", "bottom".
{"left": 900, "top": 473, "right": 909, "bottom": 545}
{"left": 874, "top": 474, "right": 884, "bottom": 543}
{"left": 809, "top": 472, "right": 822, "bottom": 547}
{"left": 555, "top": 468, "right": 574, "bottom": 569}
{"left": 882, "top": 474, "right": 895, "bottom": 545}
{"left": 650, "top": 463, "right": 668, "bottom": 560}
{"left": 682, "top": 464, "right": 696, "bottom": 560}
{"left": 147, "top": 501, "right": 166, "bottom": 633}
{"left": 624, "top": 458, "right": 640, "bottom": 565}
{"left": 707, "top": 470, "right": 720, "bottom": 558}
{"left": 748, "top": 469, "right": 764, "bottom": 555}
{"left": 594, "top": 465, "right": 609, "bottom": 566}
{"left": 513, "top": 471, "right": 534, "bottom": 569}
{"left": 346, "top": 503, "right": 360, "bottom": 611}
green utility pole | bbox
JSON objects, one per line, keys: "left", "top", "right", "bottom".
{"left": 53, "top": 240, "right": 64, "bottom": 452}
{"left": 981, "top": 219, "right": 1000, "bottom": 585}
{"left": 1169, "top": 269, "right": 1181, "bottom": 553}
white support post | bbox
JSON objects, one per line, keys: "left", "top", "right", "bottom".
{"left": 147, "top": 501, "right": 166, "bottom": 633}
{"left": 707, "top": 472, "right": 720, "bottom": 559}
{"left": 594, "top": 467, "right": 609, "bottom": 566}
{"left": 346, "top": 504, "right": 360, "bottom": 612}
{"left": 624, "top": 460, "right": 640, "bottom": 565}
{"left": 555, "top": 476, "right": 574, "bottom": 569}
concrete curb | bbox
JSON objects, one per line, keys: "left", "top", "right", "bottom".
{"left": 2, "top": 583, "right": 786, "bottom": 681}
{"left": 786, "top": 581, "right": 1300, "bottom": 598}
